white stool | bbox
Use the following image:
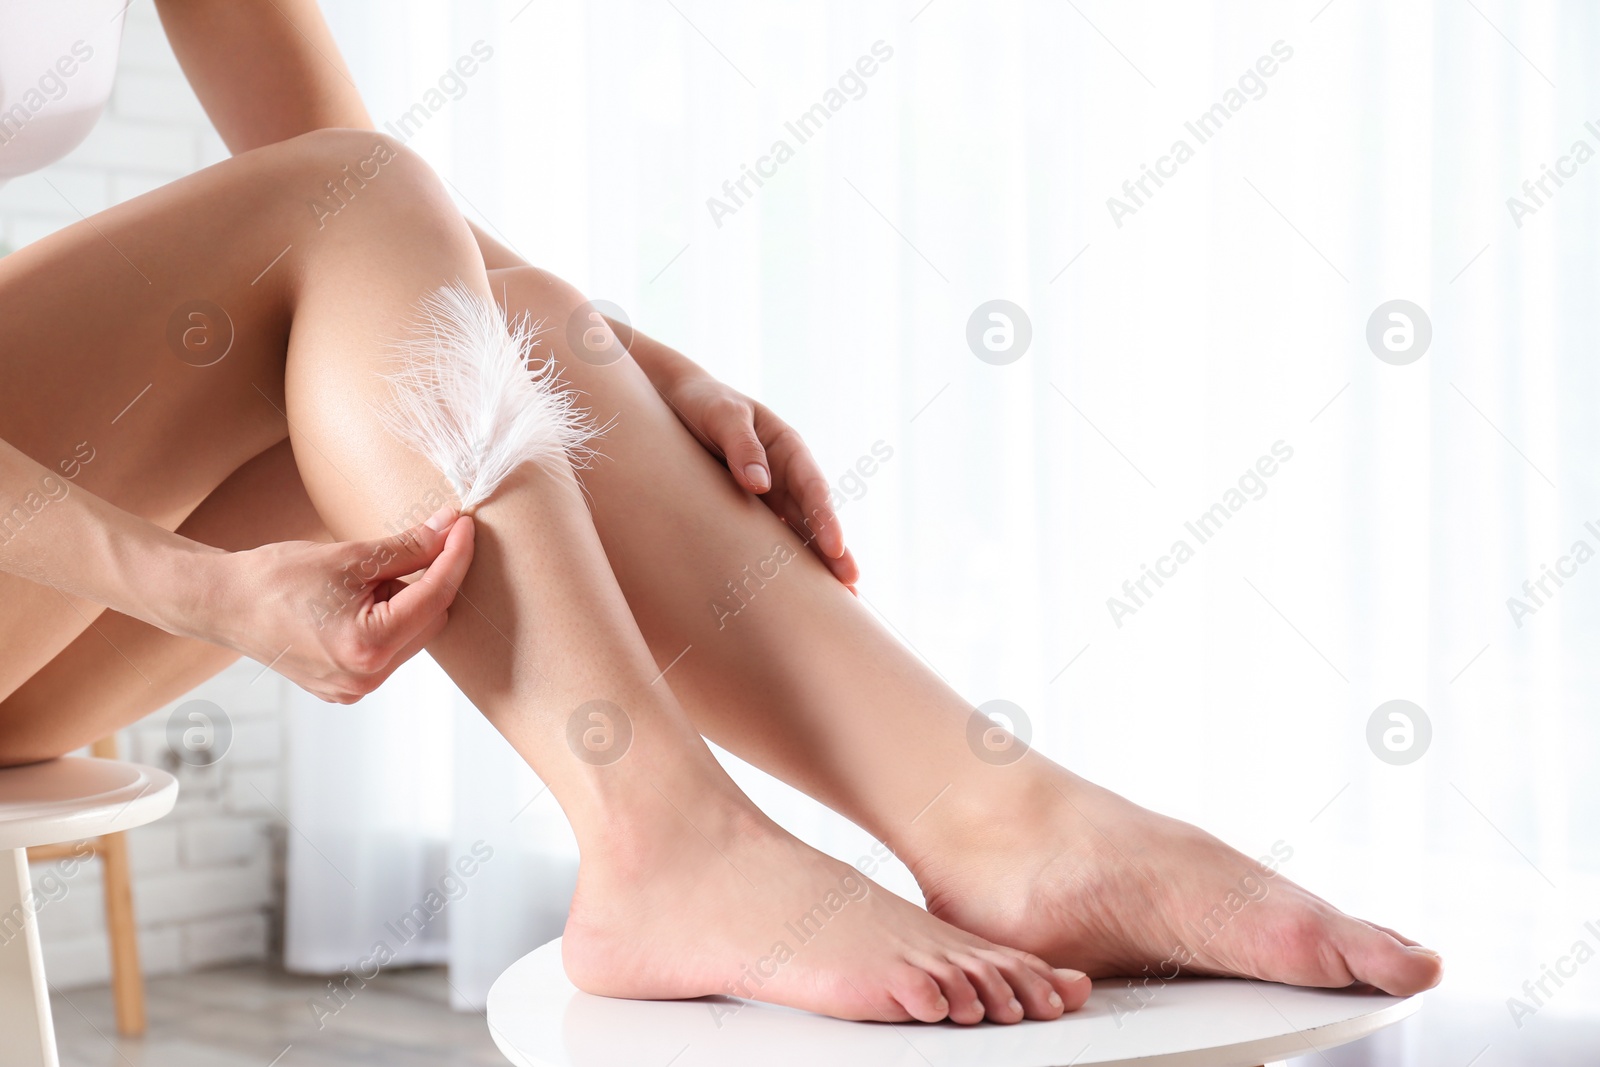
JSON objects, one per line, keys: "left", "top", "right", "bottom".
{"left": 0, "top": 757, "right": 178, "bottom": 1067}
{"left": 486, "top": 938, "right": 1421, "bottom": 1067}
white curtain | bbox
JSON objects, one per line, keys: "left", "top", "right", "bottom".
{"left": 287, "top": 1, "right": 1600, "bottom": 1056}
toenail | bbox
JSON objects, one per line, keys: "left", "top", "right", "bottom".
{"left": 1008, "top": 997, "right": 1022, "bottom": 1015}
{"left": 1048, "top": 991, "right": 1064, "bottom": 1009}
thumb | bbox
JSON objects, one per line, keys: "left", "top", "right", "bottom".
{"left": 368, "top": 506, "right": 458, "bottom": 582}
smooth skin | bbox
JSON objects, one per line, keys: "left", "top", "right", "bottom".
{"left": 0, "top": 0, "right": 1441, "bottom": 1020}
{"left": 0, "top": 129, "right": 1086, "bottom": 1024}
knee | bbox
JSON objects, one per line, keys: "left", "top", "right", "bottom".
{"left": 262, "top": 128, "right": 468, "bottom": 249}
{"left": 272, "top": 127, "right": 429, "bottom": 189}
{"left": 490, "top": 266, "right": 638, "bottom": 375}
{"left": 493, "top": 265, "right": 590, "bottom": 321}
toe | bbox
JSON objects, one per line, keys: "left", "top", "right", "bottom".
{"left": 997, "top": 946, "right": 1092, "bottom": 1012}
{"left": 1336, "top": 917, "right": 1443, "bottom": 995}
{"left": 885, "top": 965, "right": 950, "bottom": 1023}
{"left": 1054, "top": 968, "right": 1093, "bottom": 1010}
{"left": 952, "top": 954, "right": 1026, "bottom": 1024}
{"left": 914, "top": 958, "right": 985, "bottom": 1025}
{"left": 1358, "top": 917, "right": 1428, "bottom": 950}
{"left": 976, "top": 948, "right": 1066, "bottom": 1019}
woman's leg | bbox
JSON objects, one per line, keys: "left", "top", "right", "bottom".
{"left": 0, "top": 134, "right": 1081, "bottom": 1023}
{"left": 0, "top": 442, "right": 318, "bottom": 743}
{"left": 277, "top": 289, "right": 1083, "bottom": 1025}
{"left": 0, "top": 128, "right": 462, "bottom": 748}
{"left": 469, "top": 265, "right": 1444, "bottom": 996}
{"left": 11, "top": 244, "right": 1440, "bottom": 995}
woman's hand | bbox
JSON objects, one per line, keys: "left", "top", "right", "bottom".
{"left": 663, "top": 372, "right": 859, "bottom": 587}
{"left": 594, "top": 317, "right": 858, "bottom": 586}
{"left": 209, "top": 508, "right": 475, "bottom": 703}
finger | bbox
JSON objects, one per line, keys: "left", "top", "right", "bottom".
{"left": 334, "top": 624, "right": 439, "bottom": 697}
{"left": 822, "top": 545, "right": 861, "bottom": 586}
{"left": 769, "top": 489, "right": 856, "bottom": 583}
{"left": 371, "top": 577, "right": 410, "bottom": 604}
{"left": 368, "top": 506, "right": 460, "bottom": 582}
{"left": 772, "top": 493, "right": 823, "bottom": 553}
{"left": 709, "top": 399, "right": 770, "bottom": 493}
{"left": 369, "top": 516, "right": 475, "bottom": 645}
{"left": 315, "top": 684, "right": 363, "bottom": 706}
{"left": 750, "top": 406, "right": 857, "bottom": 581}
{"left": 342, "top": 667, "right": 396, "bottom": 700}
{"left": 774, "top": 443, "right": 844, "bottom": 560}
{"left": 757, "top": 417, "right": 842, "bottom": 556}
{"left": 381, "top": 610, "right": 451, "bottom": 675}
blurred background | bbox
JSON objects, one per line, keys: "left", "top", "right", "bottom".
{"left": 4, "top": 1, "right": 1596, "bottom": 1064}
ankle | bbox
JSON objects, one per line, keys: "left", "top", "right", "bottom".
{"left": 578, "top": 769, "right": 772, "bottom": 876}
{"left": 895, "top": 758, "right": 1089, "bottom": 882}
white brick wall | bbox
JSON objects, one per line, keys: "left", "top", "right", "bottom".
{"left": 4, "top": 3, "right": 285, "bottom": 988}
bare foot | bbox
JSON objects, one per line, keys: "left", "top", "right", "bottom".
{"left": 905, "top": 765, "right": 1443, "bottom": 996}
{"left": 562, "top": 796, "right": 1092, "bottom": 1024}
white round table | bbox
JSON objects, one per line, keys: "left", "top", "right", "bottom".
{"left": 0, "top": 757, "right": 178, "bottom": 1067}
{"left": 486, "top": 938, "right": 1421, "bottom": 1067}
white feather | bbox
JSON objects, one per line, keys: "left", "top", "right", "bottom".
{"left": 377, "top": 282, "right": 597, "bottom": 512}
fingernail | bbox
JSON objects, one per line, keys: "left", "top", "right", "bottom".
{"left": 743, "top": 464, "right": 770, "bottom": 490}
{"left": 1008, "top": 997, "right": 1022, "bottom": 1015}
{"left": 1048, "top": 990, "right": 1063, "bottom": 1009}
{"left": 1408, "top": 945, "right": 1442, "bottom": 959}
{"left": 1055, "top": 967, "right": 1087, "bottom": 981}
{"left": 425, "top": 507, "right": 456, "bottom": 532}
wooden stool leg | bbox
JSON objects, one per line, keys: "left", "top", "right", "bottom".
{"left": 0, "top": 846, "right": 60, "bottom": 1067}
{"left": 98, "top": 830, "right": 145, "bottom": 1037}
{"left": 89, "top": 735, "right": 146, "bottom": 1038}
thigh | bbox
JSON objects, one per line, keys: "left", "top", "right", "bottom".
{"left": 0, "top": 148, "right": 297, "bottom": 699}
{"left": 0, "top": 128, "right": 449, "bottom": 700}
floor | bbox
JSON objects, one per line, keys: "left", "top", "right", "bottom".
{"left": 1310, "top": 999, "right": 1600, "bottom": 1067}
{"left": 49, "top": 965, "right": 504, "bottom": 1067}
